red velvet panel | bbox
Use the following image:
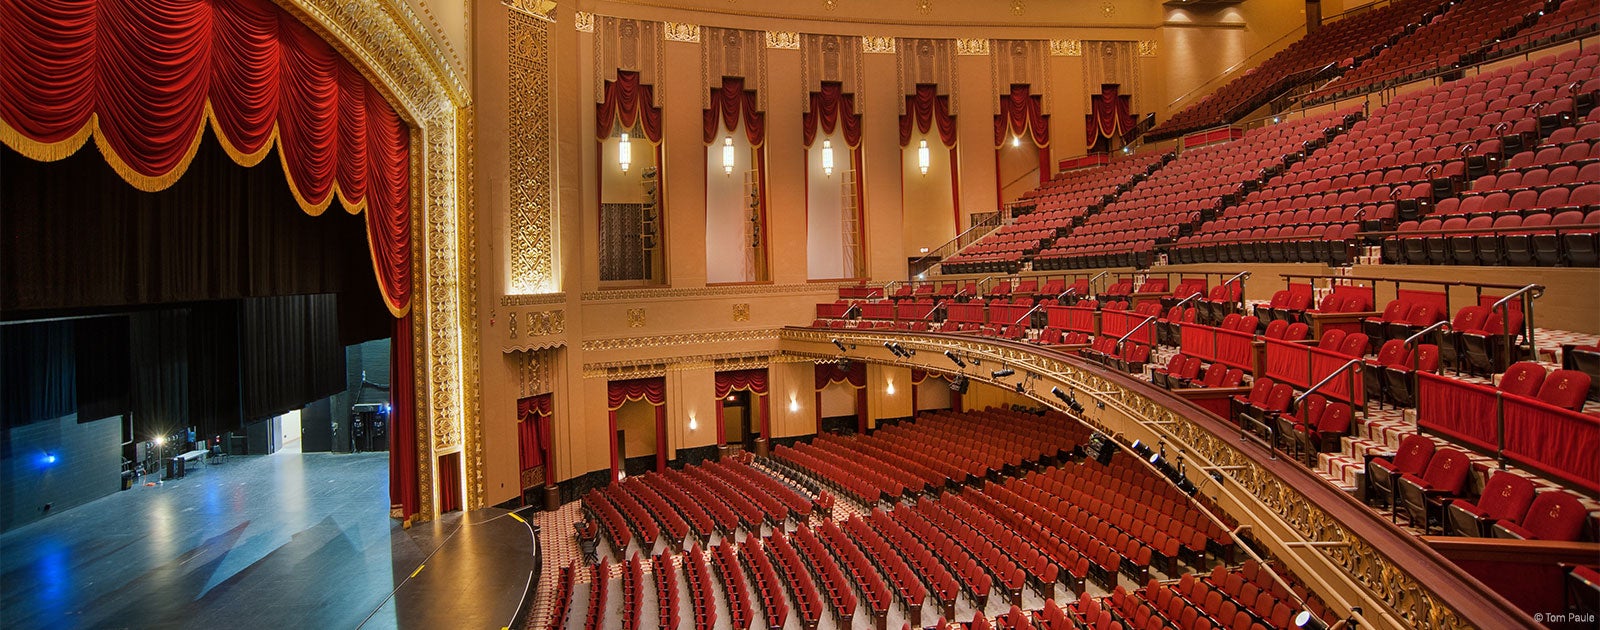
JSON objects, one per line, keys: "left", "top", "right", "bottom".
{"left": 517, "top": 393, "right": 553, "bottom": 472}
{"left": 596, "top": 70, "right": 663, "bottom": 142}
{"left": 803, "top": 82, "right": 862, "bottom": 148}
{"left": 1263, "top": 338, "right": 1313, "bottom": 389}
{"left": 994, "top": 84, "right": 1049, "bottom": 148}
{"left": 389, "top": 313, "right": 418, "bottom": 519}
{"left": 1416, "top": 372, "right": 1499, "bottom": 452}
{"left": 0, "top": 0, "right": 413, "bottom": 315}
{"left": 1084, "top": 84, "right": 1136, "bottom": 145}
{"left": 704, "top": 77, "right": 764, "bottom": 146}
{"left": 1501, "top": 394, "right": 1600, "bottom": 493}
{"left": 1100, "top": 310, "right": 1154, "bottom": 346}
{"left": 1044, "top": 306, "right": 1096, "bottom": 334}
{"left": 898, "top": 84, "right": 957, "bottom": 147}
{"left": 608, "top": 377, "right": 666, "bottom": 409}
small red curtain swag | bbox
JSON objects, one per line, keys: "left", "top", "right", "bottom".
{"left": 899, "top": 84, "right": 957, "bottom": 147}
{"left": 803, "top": 82, "right": 862, "bottom": 148}
{"left": 607, "top": 377, "right": 667, "bottom": 478}
{"left": 815, "top": 362, "right": 868, "bottom": 434}
{"left": 516, "top": 393, "right": 554, "bottom": 474}
{"left": 597, "top": 70, "right": 663, "bottom": 143}
{"left": 1086, "top": 83, "right": 1137, "bottom": 146}
{"left": 704, "top": 77, "right": 765, "bottom": 146}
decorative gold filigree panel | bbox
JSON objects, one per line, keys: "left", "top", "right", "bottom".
{"left": 765, "top": 31, "right": 799, "bottom": 50}
{"left": 508, "top": 10, "right": 556, "bottom": 294}
{"left": 1050, "top": 39, "right": 1082, "bottom": 57}
{"left": 664, "top": 22, "right": 700, "bottom": 43}
{"left": 627, "top": 308, "right": 646, "bottom": 328}
{"left": 733, "top": 303, "right": 750, "bottom": 321}
{"left": 956, "top": 38, "right": 990, "bottom": 56}
{"left": 862, "top": 36, "right": 896, "bottom": 54}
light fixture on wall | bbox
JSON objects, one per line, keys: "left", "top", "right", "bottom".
{"left": 885, "top": 380, "right": 895, "bottom": 395}
{"left": 789, "top": 396, "right": 800, "bottom": 412}
{"left": 1012, "top": 135, "right": 1021, "bottom": 147}
{"left": 821, "top": 140, "right": 835, "bottom": 176}
{"left": 917, "top": 139, "right": 930, "bottom": 175}
{"left": 618, "top": 132, "right": 632, "bottom": 173}
{"left": 723, "top": 136, "right": 736, "bottom": 175}
{"left": 688, "top": 413, "right": 698, "bottom": 431}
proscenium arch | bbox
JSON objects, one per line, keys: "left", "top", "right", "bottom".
{"left": 272, "top": 0, "right": 478, "bottom": 522}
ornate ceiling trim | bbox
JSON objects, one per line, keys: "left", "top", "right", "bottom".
{"left": 582, "top": 328, "right": 782, "bottom": 352}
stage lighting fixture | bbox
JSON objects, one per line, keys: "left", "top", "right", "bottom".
{"left": 949, "top": 376, "right": 970, "bottom": 394}
{"left": 832, "top": 339, "right": 850, "bottom": 353}
{"left": 991, "top": 368, "right": 1014, "bottom": 379}
{"left": 944, "top": 350, "right": 967, "bottom": 369}
{"left": 884, "top": 341, "right": 899, "bottom": 356}
{"left": 1014, "top": 382, "right": 1026, "bottom": 394}
{"left": 1293, "top": 610, "right": 1326, "bottom": 630}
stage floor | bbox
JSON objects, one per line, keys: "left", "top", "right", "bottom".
{"left": 0, "top": 442, "right": 538, "bottom": 630}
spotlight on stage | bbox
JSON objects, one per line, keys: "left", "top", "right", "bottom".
{"left": 832, "top": 338, "right": 850, "bottom": 353}
{"left": 944, "top": 350, "right": 967, "bottom": 369}
{"left": 991, "top": 368, "right": 1014, "bottom": 379}
{"left": 1293, "top": 610, "right": 1327, "bottom": 630}
{"left": 1050, "top": 387, "right": 1085, "bottom": 413}
{"left": 884, "top": 341, "right": 900, "bottom": 356}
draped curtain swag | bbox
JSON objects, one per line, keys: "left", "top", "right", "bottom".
{"left": 896, "top": 38, "right": 958, "bottom": 115}
{"left": 1086, "top": 84, "right": 1137, "bottom": 146}
{"left": 607, "top": 377, "right": 666, "bottom": 409}
{"left": 597, "top": 70, "right": 663, "bottom": 143}
{"left": 899, "top": 84, "right": 957, "bottom": 147}
{"left": 1082, "top": 40, "right": 1142, "bottom": 112}
{"left": 715, "top": 369, "right": 769, "bottom": 397}
{"left": 800, "top": 34, "right": 864, "bottom": 112}
{"left": 814, "top": 362, "right": 868, "bottom": 433}
{"left": 0, "top": 0, "right": 413, "bottom": 316}
{"left": 995, "top": 84, "right": 1049, "bottom": 148}
{"left": 990, "top": 40, "right": 1049, "bottom": 115}
{"left": 701, "top": 27, "right": 768, "bottom": 112}
{"left": 704, "top": 77, "right": 765, "bottom": 146}
{"left": 802, "top": 82, "right": 862, "bottom": 148}
{"left": 595, "top": 17, "right": 664, "bottom": 107}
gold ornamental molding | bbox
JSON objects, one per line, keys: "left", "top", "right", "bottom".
{"left": 862, "top": 36, "right": 897, "bottom": 54}
{"left": 627, "top": 308, "right": 646, "bottom": 328}
{"left": 504, "top": 338, "right": 569, "bottom": 353}
{"left": 280, "top": 0, "right": 478, "bottom": 520}
{"left": 582, "top": 328, "right": 782, "bottom": 352}
{"left": 664, "top": 22, "right": 701, "bottom": 43}
{"left": 956, "top": 38, "right": 990, "bottom": 56}
{"left": 501, "top": 292, "right": 568, "bottom": 307}
{"left": 1138, "top": 40, "right": 1158, "bottom": 57}
{"left": 1050, "top": 39, "right": 1082, "bottom": 57}
{"left": 575, "top": 10, "right": 596, "bottom": 32}
{"left": 733, "top": 303, "right": 751, "bottom": 321}
{"left": 582, "top": 351, "right": 780, "bottom": 379}
{"left": 776, "top": 328, "right": 1503, "bottom": 630}
{"left": 581, "top": 282, "right": 846, "bottom": 302}
{"left": 765, "top": 31, "right": 800, "bottom": 50}
{"left": 507, "top": 309, "right": 565, "bottom": 341}
{"left": 502, "top": 0, "right": 556, "bottom": 21}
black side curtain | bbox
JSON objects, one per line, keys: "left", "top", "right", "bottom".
{"left": 0, "top": 321, "right": 77, "bottom": 428}
{"left": 240, "top": 295, "right": 345, "bottom": 421}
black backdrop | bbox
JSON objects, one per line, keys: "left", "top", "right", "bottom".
{"left": 1, "top": 138, "right": 385, "bottom": 439}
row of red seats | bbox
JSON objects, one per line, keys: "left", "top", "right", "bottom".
{"left": 741, "top": 539, "right": 789, "bottom": 630}
{"left": 889, "top": 504, "right": 999, "bottom": 605}
{"left": 817, "top": 520, "right": 893, "bottom": 618}
{"left": 710, "top": 543, "right": 753, "bottom": 630}
{"left": 973, "top": 480, "right": 1139, "bottom": 589}
{"left": 778, "top": 440, "right": 907, "bottom": 504}
{"left": 621, "top": 556, "right": 642, "bottom": 630}
{"left": 545, "top": 563, "right": 575, "bottom": 630}
{"left": 660, "top": 468, "right": 744, "bottom": 534}
{"left": 919, "top": 496, "right": 1054, "bottom": 597}
{"left": 840, "top": 514, "right": 929, "bottom": 611}
{"left": 1487, "top": 0, "right": 1598, "bottom": 56}
{"left": 1080, "top": 338, "right": 1150, "bottom": 374}
{"left": 638, "top": 473, "right": 717, "bottom": 539}
{"left": 619, "top": 478, "right": 689, "bottom": 548}
{"left": 651, "top": 554, "right": 680, "bottom": 630}
{"left": 713, "top": 457, "right": 813, "bottom": 521}
{"left": 581, "top": 487, "right": 637, "bottom": 552}
{"left": 791, "top": 526, "right": 858, "bottom": 623}
{"left": 683, "top": 547, "right": 717, "bottom": 630}
{"left": 1391, "top": 208, "right": 1600, "bottom": 267}
{"left": 1274, "top": 394, "right": 1355, "bottom": 467}
{"left": 869, "top": 506, "right": 969, "bottom": 607}
{"left": 1152, "top": 355, "right": 1247, "bottom": 391}
{"left": 1053, "top": 458, "right": 1232, "bottom": 547}
{"left": 584, "top": 561, "right": 610, "bottom": 630}
{"left": 767, "top": 533, "right": 824, "bottom": 628}
{"left": 1012, "top": 470, "right": 1200, "bottom": 577}
{"left": 683, "top": 462, "right": 779, "bottom": 527}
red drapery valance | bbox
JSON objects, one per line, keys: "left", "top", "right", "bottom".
{"left": 704, "top": 77, "right": 764, "bottom": 146}
{"left": 899, "top": 84, "right": 957, "bottom": 147}
{"left": 597, "top": 70, "right": 662, "bottom": 143}
{"left": 803, "top": 82, "right": 862, "bottom": 149}
{"left": 815, "top": 362, "right": 866, "bottom": 390}
{"left": 994, "top": 84, "right": 1049, "bottom": 148}
{"left": 517, "top": 393, "right": 553, "bottom": 473}
{"left": 1085, "top": 83, "right": 1137, "bottom": 147}
{"left": 0, "top": 0, "right": 412, "bottom": 316}
{"left": 715, "top": 369, "right": 769, "bottom": 398}
{"left": 607, "top": 377, "right": 666, "bottom": 410}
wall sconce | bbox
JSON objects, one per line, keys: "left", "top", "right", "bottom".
{"left": 722, "top": 136, "right": 735, "bottom": 175}
{"left": 917, "top": 139, "right": 930, "bottom": 175}
{"left": 1012, "top": 135, "right": 1021, "bottom": 147}
{"left": 789, "top": 396, "right": 800, "bottom": 413}
{"left": 821, "top": 140, "right": 835, "bottom": 176}
{"left": 885, "top": 381, "right": 895, "bottom": 395}
{"left": 618, "top": 132, "right": 632, "bottom": 173}
{"left": 688, "top": 413, "right": 698, "bottom": 431}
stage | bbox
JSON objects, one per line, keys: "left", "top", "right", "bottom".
{"left": 0, "top": 443, "right": 539, "bottom": 630}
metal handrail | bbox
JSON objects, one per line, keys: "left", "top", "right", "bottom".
{"left": 1222, "top": 271, "right": 1251, "bottom": 306}
{"left": 1491, "top": 283, "right": 1544, "bottom": 365}
{"left": 1114, "top": 314, "right": 1162, "bottom": 352}
{"left": 1088, "top": 271, "right": 1110, "bottom": 295}
{"left": 1293, "top": 358, "right": 1364, "bottom": 409}
{"left": 1403, "top": 320, "right": 1451, "bottom": 373}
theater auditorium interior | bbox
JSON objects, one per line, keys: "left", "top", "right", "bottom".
{"left": 2, "top": 0, "right": 1599, "bottom": 628}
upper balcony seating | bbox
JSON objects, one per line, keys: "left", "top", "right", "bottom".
{"left": 1396, "top": 446, "right": 1473, "bottom": 533}
{"left": 1149, "top": 0, "right": 1437, "bottom": 139}
{"left": 1366, "top": 433, "right": 1437, "bottom": 511}
{"left": 1444, "top": 470, "right": 1539, "bottom": 537}
{"left": 1491, "top": 488, "right": 1590, "bottom": 541}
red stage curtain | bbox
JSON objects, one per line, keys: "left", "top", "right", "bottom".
{"left": 899, "top": 84, "right": 957, "bottom": 147}
{"left": 814, "top": 362, "right": 867, "bottom": 389}
{"left": 597, "top": 70, "right": 662, "bottom": 143}
{"left": 803, "top": 82, "right": 862, "bottom": 148}
{"left": 994, "top": 84, "right": 1049, "bottom": 148}
{"left": 703, "top": 77, "right": 764, "bottom": 146}
{"left": 0, "top": 0, "right": 412, "bottom": 316}
{"left": 388, "top": 313, "right": 418, "bottom": 519}
{"left": 715, "top": 369, "right": 769, "bottom": 397}
{"left": 1085, "top": 83, "right": 1136, "bottom": 147}
{"left": 517, "top": 393, "right": 553, "bottom": 473}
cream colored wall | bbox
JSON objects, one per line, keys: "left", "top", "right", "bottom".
{"left": 866, "top": 364, "right": 913, "bottom": 428}
{"left": 614, "top": 400, "right": 658, "bottom": 458}
{"left": 1161, "top": 0, "right": 1306, "bottom": 119}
